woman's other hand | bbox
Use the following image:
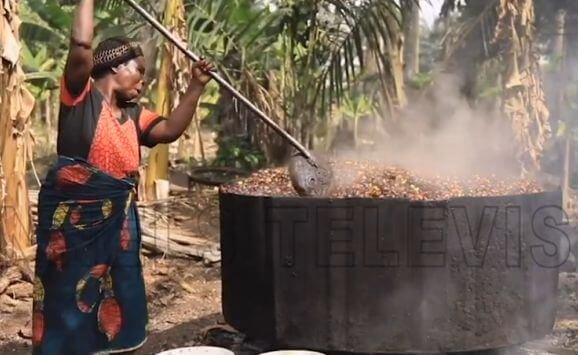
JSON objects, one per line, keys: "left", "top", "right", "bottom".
{"left": 190, "top": 58, "right": 215, "bottom": 87}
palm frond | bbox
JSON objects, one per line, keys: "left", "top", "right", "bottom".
{"left": 314, "top": 0, "right": 411, "bottom": 116}
{"left": 184, "top": 0, "right": 279, "bottom": 61}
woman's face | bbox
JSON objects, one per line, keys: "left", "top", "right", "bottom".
{"left": 112, "top": 56, "right": 146, "bottom": 102}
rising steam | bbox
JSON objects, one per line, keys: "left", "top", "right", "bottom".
{"left": 333, "top": 73, "right": 522, "bottom": 180}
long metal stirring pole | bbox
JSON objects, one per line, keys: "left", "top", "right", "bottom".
{"left": 123, "top": 0, "right": 314, "bottom": 162}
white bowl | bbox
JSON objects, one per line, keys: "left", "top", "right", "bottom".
{"left": 259, "top": 351, "right": 326, "bottom": 355}
{"left": 157, "top": 346, "right": 235, "bottom": 355}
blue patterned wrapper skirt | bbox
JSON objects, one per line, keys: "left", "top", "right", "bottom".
{"left": 33, "top": 157, "right": 148, "bottom": 354}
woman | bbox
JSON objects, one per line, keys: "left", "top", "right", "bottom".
{"left": 32, "top": 0, "right": 214, "bottom": 353}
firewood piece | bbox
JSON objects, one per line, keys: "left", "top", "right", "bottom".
{"left": 140, "top": 230, "right": 220, "bottom": 264}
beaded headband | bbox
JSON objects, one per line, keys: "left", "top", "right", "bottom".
{"left": 93, "top": 41, "right": 143, "bottom": 67}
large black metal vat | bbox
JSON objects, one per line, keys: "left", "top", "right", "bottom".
{"left": 219, "top": 190, "right": 564, "bottom": 353}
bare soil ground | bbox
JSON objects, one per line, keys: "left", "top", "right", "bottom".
{"left": 0, "top": 257, "right": 223, "bottom": 354}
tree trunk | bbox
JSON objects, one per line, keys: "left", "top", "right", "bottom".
{"left": 0, "top": 0, "right": 35, "bottom": 257}
{"left": 403, "top": 0, "right": 421, "bottom": 80}
{"left": 552, "top": 9, "right": 567, "bottom": 130}
{"left": 365, "top": 33, "right": 406, "bottom": 133}
{"left": 144, "top": 61, "right": 171, "bottom": 200}
{"left": 388, "top": 29, "right": 407, "bottom": 109}
{"left": 144, "top": 0, "right": 191, "bottom": 200}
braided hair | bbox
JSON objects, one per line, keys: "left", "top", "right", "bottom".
{"left": 91, "top": 37, "right": 144, "bottom": 79}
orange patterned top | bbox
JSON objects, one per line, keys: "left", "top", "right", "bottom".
{"left": 57, "top": 78, "right": 164, "bottom": 179}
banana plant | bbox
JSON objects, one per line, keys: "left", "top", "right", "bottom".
{"left": 19, "top": 0, "right": 136, "bottom": 92}
{"left": 339, "top": 92, "right": 375, "bottom": 147}
{"left": 21, "top": 42, "right": 61, "bottom": 100}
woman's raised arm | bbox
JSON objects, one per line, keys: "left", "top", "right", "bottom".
{"left": 63, "top": 0, "right": 94, "bottom": 96}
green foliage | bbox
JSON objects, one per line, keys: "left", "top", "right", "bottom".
{"left": 181, "top": 0, "right": 409, "bottom": 145}
{"left": 21, "top": 0, "right": 413, "bottom": 165}
{"left": 211, "top": 135, "right": 266, "bottom": 171}
{"left": 340, "top": 93, "right": 374, "bottom": 120}
{"left": 21, "top": 42, "right": 61, "bottom": 100}
{"left": 19, "top": 0, "right": 135, "bottom": 99}
{"left": 181, "top": 0, "right": 283, "bottom": 93}
{"left": 19, "top": 0, "right": 71, "bottom": 96}
{"left": 272, "top": 0, "right": 407, "bottom": 122}
{"left": 408, "top": 72, "right": 434, "bottom": 89}
{"left": 473, "top": 58, "right": 502, "bottom": 98}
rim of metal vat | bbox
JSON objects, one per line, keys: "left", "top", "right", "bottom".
{"left": 189, "top": 167, "right": 250, "bottom": 186}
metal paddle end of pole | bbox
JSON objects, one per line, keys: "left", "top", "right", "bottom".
{"left": 288, "top": 150, "right": 334, "bottom": 197}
